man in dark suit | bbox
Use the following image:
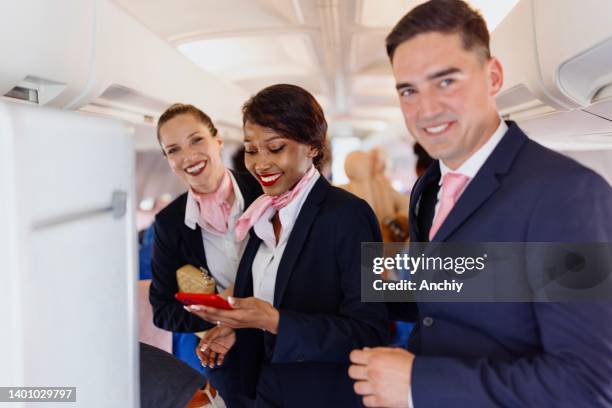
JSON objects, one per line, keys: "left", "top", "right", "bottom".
{"left": 349, "top": 0, "right": 612, "bottom": 407}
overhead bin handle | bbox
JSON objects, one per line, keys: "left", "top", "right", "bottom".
{"left": 32, "top": 190, "right": 128, "bottom": 231}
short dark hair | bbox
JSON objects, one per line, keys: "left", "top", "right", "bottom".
{"left": 386, "top": 0, "right": 491, "bottom": 62}
{"left": 156, "top": 103, "right": 218, "bottom": 149}
{"left": 242, "top": 84, "right": 328, "bottom": 169}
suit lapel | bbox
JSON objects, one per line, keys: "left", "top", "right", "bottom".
{"left": 433, "top": 122, "right": 528, "bottom": 241}
{"left": 433, "top": 170, "right": 500, "bottom": 241}
{"left": 273, "top": 177, "right": 328, "bottom": 308}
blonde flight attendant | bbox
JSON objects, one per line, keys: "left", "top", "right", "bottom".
{"left": 149, "top": 104, "right": 261, "bottom": 405}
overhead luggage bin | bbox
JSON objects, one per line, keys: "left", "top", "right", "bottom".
{"left": 0, "top": 0, "right": 248, "bottom": 127}
{"left": 492, "top": 0, "right": 612, "bottom": 119}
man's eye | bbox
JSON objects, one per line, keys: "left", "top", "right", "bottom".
{"left": 399, "top": 88, "right": 415, "bottom": 97}
{"left": 245, "top": 149, "right": 256, "bottom": 155}
{"left": 191, "top": 137, "right": 203, "bottom": 144}
{"left": 440, "top": 78, "right": 455, "bottom": 88}
{"left": 166, "top": 148, "right": 178, "bottom": 155}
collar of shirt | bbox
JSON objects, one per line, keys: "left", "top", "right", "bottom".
{"left": 438, "top": 119, "right": 508, "bottom": 184}
{"left": 253, "top": 170, "right": 321, "bottom": 249}
{"left": 184, "top": 171, "right": 245, "bottom": 231}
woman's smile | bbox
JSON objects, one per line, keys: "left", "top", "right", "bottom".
{"left": 184, "top": 160, "right": 207, "bottom": 176}
{"left": 256, "top": 172, "right": 283, "bottom": 187}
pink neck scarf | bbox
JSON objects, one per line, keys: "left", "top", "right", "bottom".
{"left": 191, "top": 169, "right": 233, "bottom": 235}
{"left": 235, "top": 166, "right": 317, "bottom": 241}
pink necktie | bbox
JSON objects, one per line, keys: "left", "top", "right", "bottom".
{"left": 235, "top": 166, "right": 317, "bottom": 241}
{"left": 192, "top": 169, "right": 233, "bottom": 235}
{"left": 429, "top": 172, "right": 470, "bottom": 241}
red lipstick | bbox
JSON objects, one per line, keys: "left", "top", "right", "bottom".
{"left": 257, "top": 173, "right": 283, "bottom": 187}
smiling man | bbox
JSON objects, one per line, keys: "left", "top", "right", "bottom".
{"left": 349, "top": 0, "right": 612, "bottom": 407}
{"left": 392, "top": 30, "right": 502, "bottom": 171}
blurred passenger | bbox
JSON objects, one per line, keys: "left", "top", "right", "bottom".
{"left": 340, "top": 149, "right": 409, "bottom": 242}
{"left": 370, "top": 148, "right": 410, "bottom": 242}
{"left": 149, "top": 103, "right": 262, "bottom": 403}
{"left": 185, "top": 84, "right": 389, "bottom": 407}
{"left": 340, "top": 150, "right": 373, "bottom": 201}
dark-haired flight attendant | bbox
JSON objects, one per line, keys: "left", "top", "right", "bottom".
{"left": 185, "top": 84, "right": 389, "bottom": 407}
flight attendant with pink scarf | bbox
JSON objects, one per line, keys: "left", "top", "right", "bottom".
{"left": 149, "top": 103, "right": 262, "bottom": 406}
{"left": 185, "top": 84, "right": 389, "bottom": 407}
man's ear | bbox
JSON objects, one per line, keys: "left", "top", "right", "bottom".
{"left": 216, "top": 135, "right": 224, "bottom": 149}
{"left": 488, "top": 56, "right": 504, "bottom": 97}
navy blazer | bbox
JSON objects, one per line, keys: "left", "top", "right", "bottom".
{"left": 225, "top": 177, "right": 390, "bottom": 407}
{"left": 149, "top": 170, "right": 261, "bottom": 332}
{"left": 394, "top": 122, "right": 612, "bottom": 406}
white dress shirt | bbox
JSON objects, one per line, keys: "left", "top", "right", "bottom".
{"left": 251, "top": 171, "right": 321, "bottom": 304}
{"left": 184, "top": 172, "right": 249, "bottom": 292}
{"left": 434, "top": 119, "right": 508, "bottom": 218}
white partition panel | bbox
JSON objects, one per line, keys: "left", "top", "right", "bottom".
{"left": 0, "top": 100, "right": 137, "bottom": 407}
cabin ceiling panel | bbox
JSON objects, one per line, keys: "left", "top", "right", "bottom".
{"left": 178, "top": 34, "right": 319, "bottom": 81}
{"left": 237, "top": 76, "right": 327, "bottom": 96}
{"left": 355, "top": 0, "right": 424, "bottom": 28}
{"left": 113, "top": 0, "right": 294, "bottom": 40}
{"left": 111, "top": 0, "right": 524, "bottom": 142}
{"left": 352, "top": 75, "right": 397, "bottom": 98}
{"left": 355, "top": 0, "right": 519, "bottom": 31}
{"left": 259, "top": 0, "right": 305, "bottom": 24}
{"left": 350, "top": 32, "right": 389, "bottom": 74}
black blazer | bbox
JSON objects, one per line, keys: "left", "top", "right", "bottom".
{"left": 226, "top": 177, "right": 390, "bottom": 407}
{"left": 149, "top": 170, "right": 262, "bottom": 332}
{"left": 394, "top": 122, "right": 612, "bottom": 406}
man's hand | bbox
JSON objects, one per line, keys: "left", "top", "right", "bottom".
{"left": 196, "top": 326, "right": 236, "bottom": 368}
{"left": 185, "top": 296, "right": 280, "bottom": 334}
{"left": 348, "top": 347, "right": 415, "bottom": 408}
